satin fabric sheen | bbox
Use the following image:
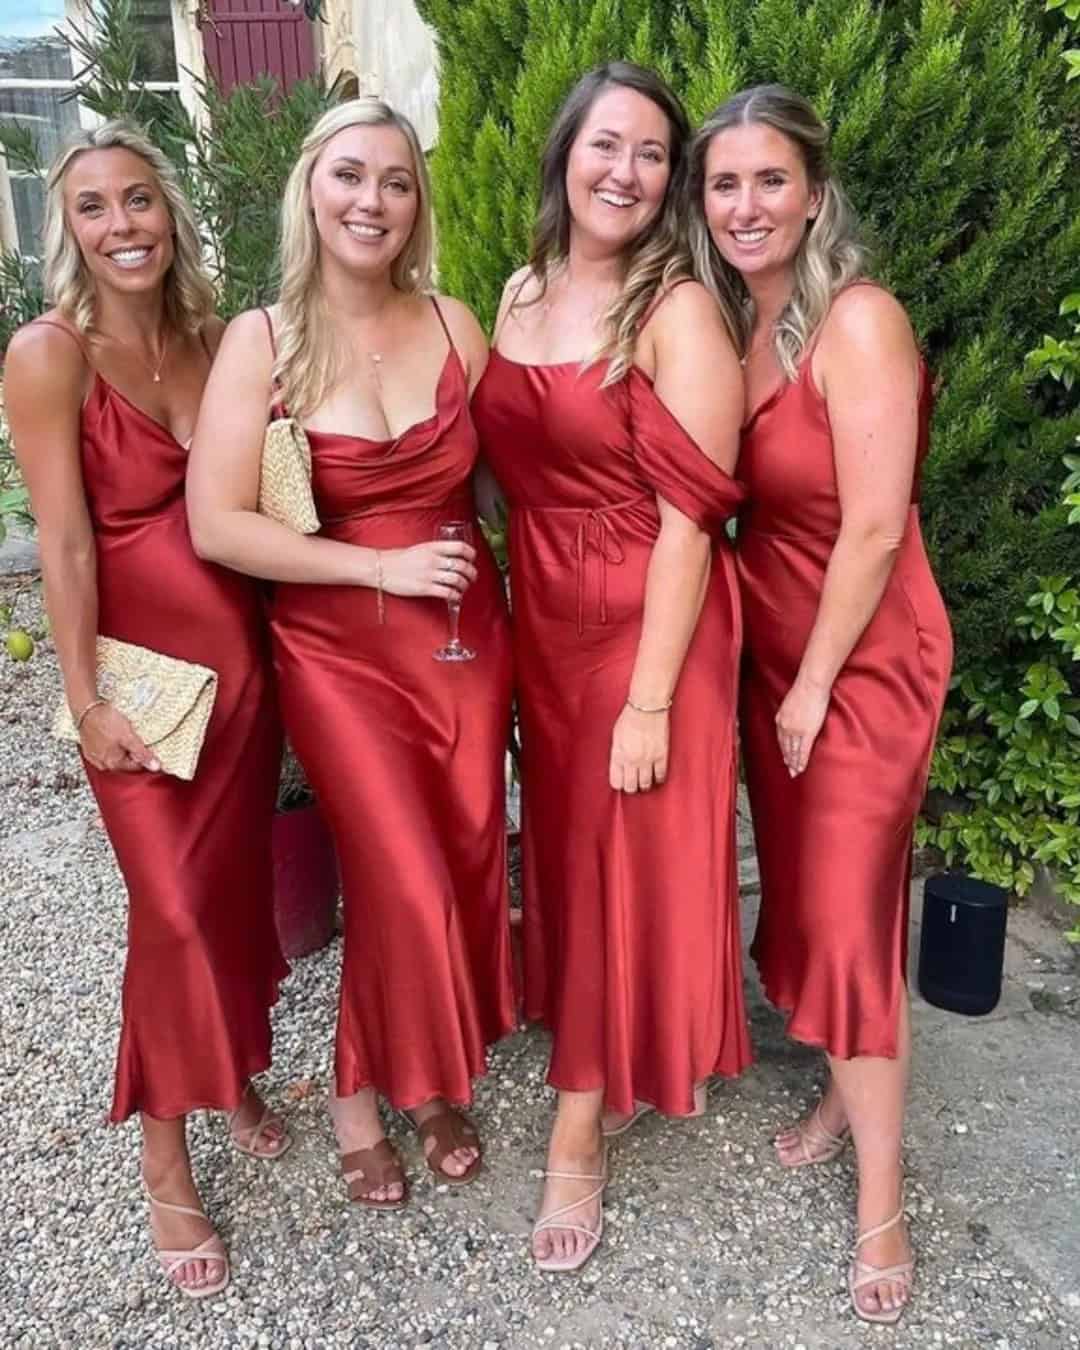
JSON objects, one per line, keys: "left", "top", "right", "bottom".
{"left": 473, "top": 351, "right": 752, "bottom": 1116}
{"left": 737, "top": 324, "right": 953, "bottom": 1059}
{"left": 270, "top": 324, "right": 515, "bottom": 1108}
{"left": 71, "top": 364, "right": 286, "bottom": 1123}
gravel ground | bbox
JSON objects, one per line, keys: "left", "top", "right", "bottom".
{"left": 3, "top": 574, "right": 1080, "bottom": 1350}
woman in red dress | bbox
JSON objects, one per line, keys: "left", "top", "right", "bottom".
{"left": 688, "top": 85, "right": 953, "bottom": 1323}
{"left": 6, "top": 123, "right": 289, "bottom": 1300}
{"left": 187, "top": 100, "right": 514, "bottom": 1208}
{"left": 472, "top": 63, "right": 750, "bottom": 1273}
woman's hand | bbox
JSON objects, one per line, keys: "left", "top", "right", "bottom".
{"left": 609, "top": 704, "right": 670, "bottom": 793}
{"left": 79, "top": 703, "right": 161, "bottom": 773}
{"left": 775, "top": 678, "right": 830, "bottom": 776}
{"left": 380, "top": 541, "right": 478, "bottom": 601}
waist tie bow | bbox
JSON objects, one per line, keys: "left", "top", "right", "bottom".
{"left": 573, "top": 509, "right": 626, "bottom": 636}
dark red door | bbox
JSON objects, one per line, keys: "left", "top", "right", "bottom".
{"left": 200, "top": 0, "right": 318, "bottom": 96}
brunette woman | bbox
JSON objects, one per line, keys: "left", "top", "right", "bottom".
{"left": 5, "top": 123, "right": 289, "bottom": 1300}
{"left": 187, "top": 100, "right": 514, "bottom": 1209}
{"left": 687, "top": 85, "right": 952, "bottom": 1323}
{"left": 472, "top": 63, "right": 750, "bottom": 1272}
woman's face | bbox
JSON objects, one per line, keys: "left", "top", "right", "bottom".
{"left": 63, "top": 148, "right": 175, "bottom": 299}
{"left": 702, "top": 123, "right": 822, "bottom": 282}
{"left": 309, "top": 123, "right": 419, "bottom": 279}
{"left": 565, "top": 85, "right": 673, "bottom": 255}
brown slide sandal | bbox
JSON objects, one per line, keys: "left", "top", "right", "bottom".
{"left": 412, "top": 1107, "right": 483, "bottom": 1186}
{"left": 340, "top": 1138, "right": 408, "bottom": 1210}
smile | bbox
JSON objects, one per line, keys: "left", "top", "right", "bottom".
{"left": 344, "top": 222, "right": 387, "bottom": 239}
{"left": 731, "top": 229, "right": 770, "bottom": 244}
{"left": 107, "top": 246, "right": 153, "bottom": 268}
{"left": 594, "top": 190, "right": 638, "bottom": 209}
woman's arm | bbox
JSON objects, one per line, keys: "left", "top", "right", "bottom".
{"left": 775, "top": 286, "right": 922, "bottom": 776}
{"left": 610, "top": 284, "right": 744, "bottom": 793}
{"left": 5, "top": 323, "right": 157, "bottom": 772}
{"left": 186, "top": 310, "right": 476, "bottom": 599}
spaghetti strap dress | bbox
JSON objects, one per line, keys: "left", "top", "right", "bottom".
{"left": 32, "top": 319, "right": 286, "bottom": 1123}
{"left": 268, "top": 299, "right": 515, "bottom": 1108}
{"left": 736, "top": 295, "right": 953, "bottom": 1059}
{"left": 472, "top": 341, "right": 752, "bottom": 1117}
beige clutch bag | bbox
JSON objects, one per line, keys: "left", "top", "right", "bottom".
{"left": 258, "top": 415, "right": 320, "bottom": 534}
{"left": 52, "top": 637, "right": 218, "bottom": 781}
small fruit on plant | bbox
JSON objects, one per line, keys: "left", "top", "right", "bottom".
{"left": 5, "top": 629, "right": 34, "bottom": 661}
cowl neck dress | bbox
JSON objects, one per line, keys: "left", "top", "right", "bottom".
{"left": 268, "top": 300, "right": 515, "bottom": 1107}
{"left": 736, "top": 294, "right": 953, "bottom": 1057}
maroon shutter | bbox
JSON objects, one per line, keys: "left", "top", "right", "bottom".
{"left": 200, "top": 0, "right": 318, "bottom": 96}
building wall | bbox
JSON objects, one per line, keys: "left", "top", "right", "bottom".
{"left": 349, "top": 0, "right": 439, "bottom": 150}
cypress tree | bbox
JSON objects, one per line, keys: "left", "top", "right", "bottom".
{"left": 419, "top": 0, "right": 1080, "bottom": 675}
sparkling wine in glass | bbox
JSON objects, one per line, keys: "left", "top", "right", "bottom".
{"left": 433, "top": 520, "right": 476, "bottom": 662}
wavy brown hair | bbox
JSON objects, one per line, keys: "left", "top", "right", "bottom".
{"left": 520, "top": 61, "right": 692, "bottom": 384}
{"left": 43, "top": 120, "right": 215, "bottom": 337}
{"left": 687, "top": 84, "right": 866, "bottom": 379}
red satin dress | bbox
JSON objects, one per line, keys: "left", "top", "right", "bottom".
{"left": 737, "top": 310, "right": 953, "bottom": 1059}
{"left": 473, "top": 350, "right": 752, "bottom": 1116}
{"left": 34, "top": 320, "right": 286, "bottom": 1123}
{"left": 269, "top": 301, "right": 514, "bottom": 1108}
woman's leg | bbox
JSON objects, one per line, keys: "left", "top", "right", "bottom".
{"left": 826, "top": 996, "right": 913, "bottom": 1317}
{"left": 141, "top": 1113, "right": 225, "bottom": 1293}
{"left": 328, "top": 1087, "right": 404, "bottom": 1204}
{"left": 533, "top": 1087, "right": 606, "bottom": 1265}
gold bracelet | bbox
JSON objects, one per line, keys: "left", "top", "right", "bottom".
{"left": 374, "top": 549, "right": 386, "bottom": 625}
{"left": 626, "top": 696, "right": 672, "bottom": 714}
{"left": 74, "top": 696, "right": 108, "bottom": 731}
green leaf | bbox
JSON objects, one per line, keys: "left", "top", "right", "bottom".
{"left": 1018, "top": 699, "right": 1040, "bottom": 719}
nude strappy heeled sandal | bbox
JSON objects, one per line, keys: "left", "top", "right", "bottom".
{"left": 226, "top": 1087, "right": 293, "bottom": 1160}
{"left": 848, "top": 1199, "right": 915, "bottom": 1325}
{"left": 531, "top": 1146, "right": 608, "bottom": 1274}
{"left": 602, "top": 1102, "right": 654, "bottom": 1140}
{"left": 145, "top": 1188, "right": 230, "bottom": 1300}
{"left": 775, "top": 1102, "right": 850, "bottom": 1168}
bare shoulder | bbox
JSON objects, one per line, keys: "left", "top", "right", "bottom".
{"left": 652, "top": 279, "right": 724, "bottom": 327}
{"left": 434, "top": 293, "right": 487, "bottom": 352}
{"left": 649, "top": 280, "right": 739, "bottom": 368}
{"left": 820, "top": 283, "right": 916, "bottom": 362}
{"left": 5, "top": 312, "right": 86, "bottom": 399}
{"left": 218, "top": 306, "right": 275, "bottom": 361}
{"left": 199, "top": 313, "right": 227, "bottom": 357}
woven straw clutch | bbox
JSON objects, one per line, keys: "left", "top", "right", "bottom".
{"left": 259, "top": 415, "right": 320, "bottom": 534}
{"left": 52, "top": 637, "right": 218, "bottom": 781}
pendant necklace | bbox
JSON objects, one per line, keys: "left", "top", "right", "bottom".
{"left": 97, "top": 327, "right": 170, "bottom": 383}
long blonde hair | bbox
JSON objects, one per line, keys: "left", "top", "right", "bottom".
{"left": 274, "top": 98, "right": 434, "bottom": 419}
{"left": 687, "top": 84, "right": 866, "bottom": 380}
{"left": 43, "top": 120, "right": 215, "bottom": 336}
{"left": 521, "top": 62, "right": 692, "bottom": 386}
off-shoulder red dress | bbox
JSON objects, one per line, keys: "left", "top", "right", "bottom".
{"left": 269, "top": 301, "right": 515, "bottom": 1107}
{"left": 34, "top": 320, "right": 286, "bottom": 1123}
{"left": 737, "top": 314, "right": 953, "bottom": 1059}
{"left": 473, "top": 349, "right": 752, "bottom": 1116}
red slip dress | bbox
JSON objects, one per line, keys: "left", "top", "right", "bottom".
{"left": 267, "top": 299, "right": 515, "bottom": 1108}
{"left": 33, "top": 318, "right": 286, "bottom": 1123}
{"left": 472, "top": 333, "right": 752, "bottom": 1117}
{"left": 736, "top": 292, "right": 953, "bottom": 1059}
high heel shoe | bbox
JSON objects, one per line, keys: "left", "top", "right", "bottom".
{"left": 531, "top": 1145, "right": 608, "bottom": 1274}
{"left": 145, "top": 1187, "right": 230, "bottom": 1300}
{"left": 848, "top": 1199, "right": 915, "bottom": 1325}
{"left": 775, "top": 1101, "right": 849, "bottom": 1168}
{"left": 226, "top": 1084, "right": 293, "bottom": 1160}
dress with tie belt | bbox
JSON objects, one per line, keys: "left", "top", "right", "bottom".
{"left": 473, "top": 350, "right": 752, "bottom": 1116}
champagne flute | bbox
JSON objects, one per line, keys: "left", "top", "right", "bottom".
{"left": 433, "top": 520, "right": 476, "bottom": 662}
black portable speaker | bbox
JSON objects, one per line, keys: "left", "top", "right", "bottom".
{"left": 917, "top": 873, "right": 1009, "bottom": 1016}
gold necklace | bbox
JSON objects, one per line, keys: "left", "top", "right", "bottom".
{"left": 96, "top": 327, "right": 170, "bottom": 383}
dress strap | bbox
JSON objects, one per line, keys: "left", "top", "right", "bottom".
{"left": 492, "top": 271, "right": 535, "bottom": 346}
{"left": 260, "top": 307, "right": 287, "bottom": 419}
{"left": 430, "top": 295, "right": 455, "bottom": 354}
{"left": 30, "top": 315, "right": 91, "bottom": 358}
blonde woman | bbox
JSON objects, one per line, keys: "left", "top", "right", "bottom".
{"left": 471, "top": 63, "right": 749, "bottom": 1272}
{"left": 187, "top": 99, "right": 514, "bottom": 1208}
{"left": 4, "top": 122, "right": 289, "bottom": 1301}
{"left": 687, "top": 85, "right": 952, "bottom": 1323}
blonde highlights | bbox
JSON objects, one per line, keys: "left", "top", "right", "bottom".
{"left": 274, "top": 98, "right": 434, "bottom": 420}
{"left": 687, "top": 84, "right": 866, "bottom": 380}
{"left": 522, "top": 62, "right": 692, "bottom": 386}
{"left": 43, "top": 119, "right": 215, "bottom": 336}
